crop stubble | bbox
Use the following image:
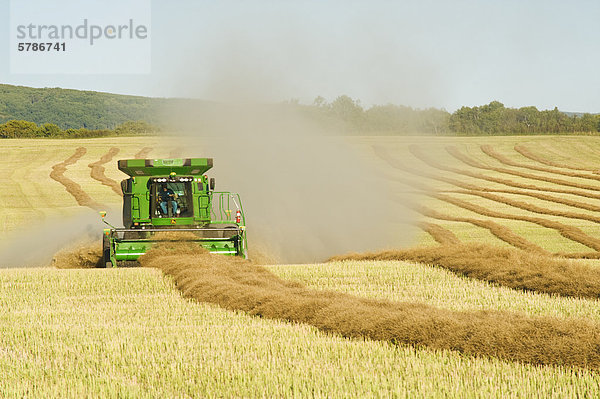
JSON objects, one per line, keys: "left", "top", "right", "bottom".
{"left": 138, "top": 238, "right": 600, "bottom": 370}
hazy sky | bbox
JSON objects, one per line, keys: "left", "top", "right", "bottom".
{"left": 1, "top": 0, "right": 599, "bottom": 112}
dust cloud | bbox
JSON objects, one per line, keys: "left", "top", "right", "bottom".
{"left": 165, "top": 103, "right": 414, "bottom": 263}
{"left": 0, "top": 210, "right": 109, "bottom": 268}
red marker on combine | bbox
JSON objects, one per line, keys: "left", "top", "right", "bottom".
{"left": 236, "top": 210, "right": 241, "bottom": 224}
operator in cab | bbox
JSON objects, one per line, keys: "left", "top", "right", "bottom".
{"left": 159, "top": 184, "right": 178, "bottom": 216}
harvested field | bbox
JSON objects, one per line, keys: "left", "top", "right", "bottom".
{"left": 140, "top": 241, "right": 600, "bottom": 369}
{"left": 376, "top": 145, "right": 600, "bottom": 212}
{"left": 330, "top": 243, "right": 600, "bottom": 299}
{"left": 433, "top": 192, "right": 600, "bottom": 252}
{"left": 50, "top": 147, "right": 102, "bottom": 210}
{"left": 5, "top": 136, "right": 600, "bottom": 396}
{"left": 3, "top": 261, "right": 600, "bottom": 397}
{"left": 515, "top": 144, "right": 600, "bottom": 172}
{"left": 406, "top": 144, "right": 600, "bottom": 200}
{"left": 389, "top": 172, "right": 600, "bottom": 253}
{"left": 410, "top": 202, "right": 548, "bottom": 254}
{"left": 481, "top": 145, "right": 600, "bottom": 181}
{"left": 446, "top": 146, "right": 600, "bottom": 192}
{"left": 88, "top": 147, "right": 122, "bottom": 196}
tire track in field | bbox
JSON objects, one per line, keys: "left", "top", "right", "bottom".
{"left": 88, "top": 147, "right": 122, "bottom": 196}
{"left": 50, "top": 147, "right": 102, "bottom": 210}
{"left": 515, "top": 144, "right": 600, "bottom": 173}
{"left": 415, "top": 221, "right": 462, "bottom": 245}
{"left": 446, "top": 146, "right": 600, "bottom": 192}
{"left": 408, "top": 145, "right": 600, "bottom": 200}
{"left": 376, "top": 146, "right": 600, "bottom": 212}
{"left": 481, "top": 145, "right": 600, "bottom": 182}
{"left": 134, "top": 147, "right": 153, "bottom": 158}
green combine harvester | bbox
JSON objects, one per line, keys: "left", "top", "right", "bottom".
{"left": 100, "top": 157, "right": 248, "bottom": 267}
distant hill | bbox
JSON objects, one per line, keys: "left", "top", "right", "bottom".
{"left": 0, "top": 84, "right": 175, "bottom": 130}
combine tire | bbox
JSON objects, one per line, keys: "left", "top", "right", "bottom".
{"left": 101, "top": 235, "right": 112, "bottom": 268}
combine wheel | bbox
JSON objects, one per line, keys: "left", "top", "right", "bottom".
{"left": 101, "top": 235, "right": 112, "bottom": 268}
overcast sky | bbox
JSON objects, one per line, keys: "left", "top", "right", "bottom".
{"left": 1, "top": 0, "right": 599, "bottom": 112}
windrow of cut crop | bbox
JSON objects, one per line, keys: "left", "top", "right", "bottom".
{"left": 50, "top": 147, "right": 102, "bottom": 210}
{"left": 88, "top": 147, "right": 122, "bottom": 196}
{"left": 139, "top": 240, "right": 600, "bottom": 370}
{"left": 431, "top": 192, "right": 600, "bottom": 252}
{"left": 415, "top": 221, "right": 461, "bottom": 245}
{"left": 392, "top": 171, "right": 600, "bottom": 252}
{"left": 134, "top": 147, "right": 153, "bottom": 158}
{"left": 375, "top": 146, "right": 600, "bottom": 212}
{"left": 379, "top": 146, "right": 600, "bottom": 256}
{"left": 406, "top": 146, "right": 600, "bottom": 201}
{"left": 407, "top": 200, "right": 548, "bottom": 254}
{"left": 329, "top": 243, "right": 600, "bottom": 300}
{"left": 459, "top": 189, "right": 600, "bottom": 224}
{"left": 446, "top": 146, "right": 600, "bottom": 192}
{"left": 480, "top": 145, "right": 600, "bottom": 182}
{"left": 515, "top": 144, "right": 600, "bottom": 173}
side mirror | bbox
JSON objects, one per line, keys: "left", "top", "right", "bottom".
{"left": 210, "top": 178, "right": 215, "bottom": 191}
{"left": 99, "top": 211, "right": 107, "bottom": 218}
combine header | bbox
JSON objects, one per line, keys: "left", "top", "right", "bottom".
{"left": 100, "top": 157, "right": 247, "bottom": 267}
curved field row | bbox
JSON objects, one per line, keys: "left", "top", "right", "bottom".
{"left": 88, "top": 147, "right": 122, "bottom": 196}
{"left": 379, "top": 146, "right": 600, "bottom": 254}
{"left": 141, "top": 241, "right": 600, "bottom": 370}
{"left": 481, "top": 145, "right": 600, "bottom": 182}
{"left": 432, "top": 192, "right": 600, "bottom": 252}
{"left": 409, "top": 202, "right": 548, "bottom": 254}
{"left": 134, "top": 147, "right": 153, "bottom": 159}
{"left": 390, "top": 172, "right": 600, "bottom": 253}
{"left": 414, "top": 221, "right": 461, "bottom": 245}
{"left": 446, "top": 146, "right": 600, "bottom": 192}
{"left": 515, "top": 144, "right": 600, "bottom": 172}
{"left": 375, "top": 146, "right": 600, "bottom": 212}
{"left": 459, "top": 190, "right": 600, "bottom": 224}
{"left": 329, "top": 243, "right": 600, "bottom": 300}
{"left": 407, "top": 145, "right": 600, "bottom": 200}
{"left": 50, "top": 147, "right": 102, "bottom": 210}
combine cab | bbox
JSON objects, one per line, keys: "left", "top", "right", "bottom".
{"left": 100, "top": 158, "right": 247, "bottom": 267}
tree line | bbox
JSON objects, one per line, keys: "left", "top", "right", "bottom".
{"left": 306, "top": 96, "right": 600, "bottom": 135}
{"left": 0, "top": 84, "right": 598, "bottom": 137}
{"left": 0, "top": 120, "right": 159, "bottom": 139}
